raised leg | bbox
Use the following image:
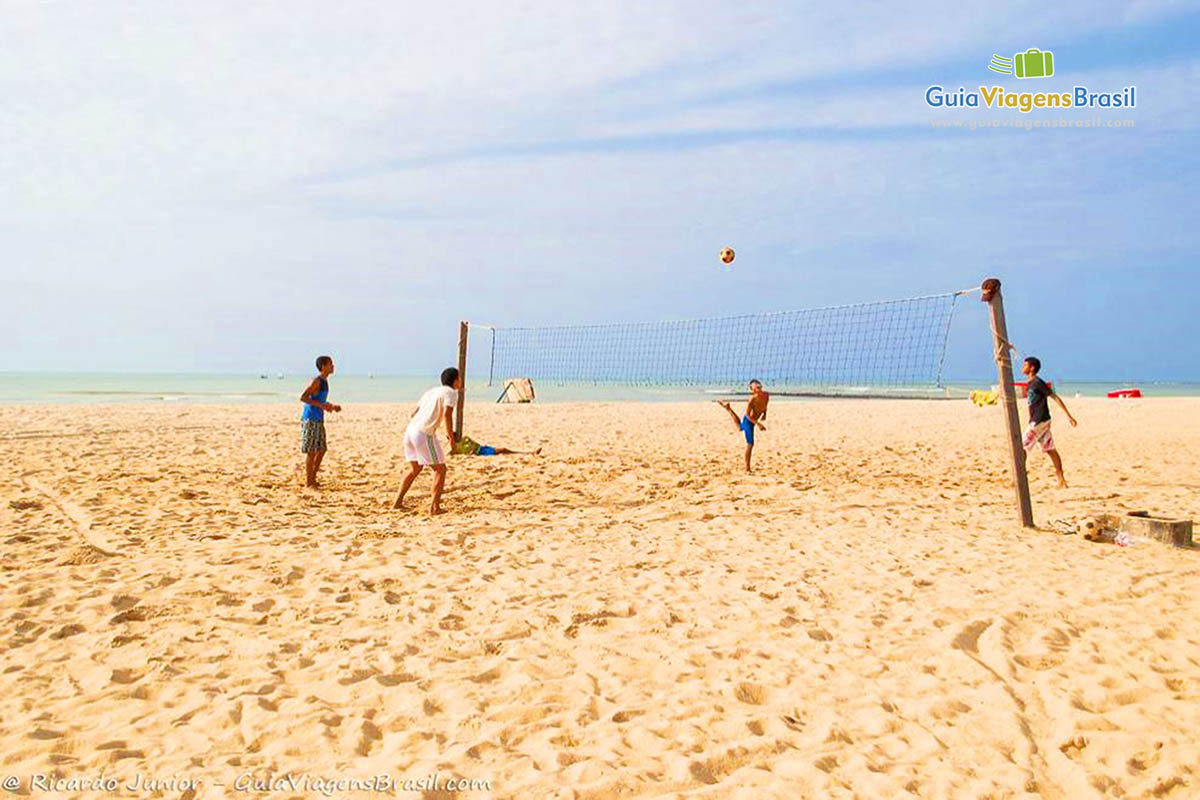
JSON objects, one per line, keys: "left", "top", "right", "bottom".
{"left": 717, "top": 401, "right": 742, "bottom": 430}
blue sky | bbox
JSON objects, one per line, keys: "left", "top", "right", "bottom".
{"left": 4, "top": 1, "right": 1198, "bottom": 381}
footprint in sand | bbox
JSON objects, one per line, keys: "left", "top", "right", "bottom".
{"left": 50, "top": 624, "right": 85, "bottom": 640}
{"left": 734, "top": 682, "right": 767, "bottom": 705}
{"left": 110, "top": 668, "right": 142, "bottom": 684}
{"left": 929, "top": 700, "right": 971, "bottom": 721}
{"left": 814, "top": 755, "right": 840, "bottom": 773}
{"left": 952, "top": 619, "right": 991, "bottom": 654}
{"left": 110, "top": 606, "right": 162, "bottom": 624}
{"left": 29, "top": 728, "right": 64, "bottom": 740}
{"left": 8, "top": 498, "right": 43, "bottom": 511}
{"left": 111, "top": 595, "right": 139, "bottom": 611}
{"left": 1058, "top": 735, "right": 1088, "bottom": 758}
{"left": 356, "top": 720, "right": 382, "bottom": 756}
{"left": 781, "top": 709, "right": 807, "bottom": 731}
{"left": 1003, "top": 616, "right": 1072, "bottom": 671}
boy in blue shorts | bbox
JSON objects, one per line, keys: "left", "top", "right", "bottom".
{"left": 717, "top": 379, "right": 770, "bottom": 472}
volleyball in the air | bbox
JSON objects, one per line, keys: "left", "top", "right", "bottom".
{"left": 719, "top": 247, "right": 735, "bottom": 264}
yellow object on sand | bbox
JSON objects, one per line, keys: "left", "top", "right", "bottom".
{"left": 970, "top": 389, "right": 998, "bottom": 407}
{"left": 452, "top": 436, "right": 481, "bottom": 455}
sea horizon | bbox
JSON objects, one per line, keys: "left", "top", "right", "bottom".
{"left": 2, "top": 371, "right": 1197, "bottom": 405}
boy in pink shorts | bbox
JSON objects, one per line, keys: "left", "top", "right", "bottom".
{"left": 393, "top": 367, "right": 461, "bottom": 514}
{"left": 1021, "top": 356, "right": 1078, "bottom": 488}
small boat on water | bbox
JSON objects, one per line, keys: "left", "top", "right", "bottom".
{"left": 1107, "top": 388, "right": 1142, "bottom": 398}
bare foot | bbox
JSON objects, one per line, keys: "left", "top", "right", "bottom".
{"left": 534, "top": 447, "right": 543, "bottom": 455}
{"left": 429, "top": 506, "right": 445, "bottom": 516}
{"left": 1058, "top": 479, "right": 1069, "bottom": 489}
{"left": 392, "top": 500, "right": 404, "bottom": 510}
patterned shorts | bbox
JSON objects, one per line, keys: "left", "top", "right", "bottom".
{"left": 1022, "top": 421, "right": 1055, "bottom": 453}
{"left": 300, "top": 420, "right": 327, "bottom": 453}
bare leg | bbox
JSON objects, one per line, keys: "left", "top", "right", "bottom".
{"left": 744, "top": 443, "right": 753, "bottom": 473}
{"left": 305, "top": 451, "right": 321, "bottom": 487}
{"left": 717, "top": 401, "right": 742, "bottom": 430}
{"left": 312, "top": 450, "right": 326, "bottom": 484}
{"left": 393, "top": 462, "right": 423, "bottom": 508}
{"left": 430, "top": 464, "right": 447, "bottom": 514}
{"left": 1048, "top": 450, "right": 1067, "bottom": 488}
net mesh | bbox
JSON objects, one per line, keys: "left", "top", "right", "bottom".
{"left": 479, "top": 291, "right": 964, "bottom": 395}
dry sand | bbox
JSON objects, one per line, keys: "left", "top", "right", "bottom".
{"left": 2, "top": 398, "right": 1198, "bottom": 799}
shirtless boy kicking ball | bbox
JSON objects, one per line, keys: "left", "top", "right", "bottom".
{"left": 718, "top": 379, "right": 770, "bottom": 472}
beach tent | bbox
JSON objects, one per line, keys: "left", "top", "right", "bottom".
{"left": 496, "top": 377, "right": 535, "bottom": 403}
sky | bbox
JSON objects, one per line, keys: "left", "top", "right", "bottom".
{"left": 4, "top": 1, "right": 1198, "bottom": 381}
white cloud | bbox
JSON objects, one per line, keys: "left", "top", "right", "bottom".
{"left": 1, "top": 1, "right": 1196, "bottom": 372}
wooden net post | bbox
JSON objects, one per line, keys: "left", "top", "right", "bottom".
{"left": 455, "top": 321, "right": 468, "bottom": 441}
{"left": 488, "top": 327, "right": 496, "bottom": 387}
{"left": 981, "top": 278, "right": 1034, "bottom": 528}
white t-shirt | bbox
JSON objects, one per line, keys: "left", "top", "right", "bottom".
{"left": 406, "top": 385, "right": 457, "bottom": 437}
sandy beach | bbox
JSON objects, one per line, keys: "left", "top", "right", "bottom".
{"left": 2, "top": 398, "right": 1197, "bottom": 799}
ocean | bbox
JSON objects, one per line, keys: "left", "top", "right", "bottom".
{"left": 1, "top": 373, "right": 1197, "bottom": 405}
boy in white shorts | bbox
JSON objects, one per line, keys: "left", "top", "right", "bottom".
{"left": 393, "top": 367, "right": 461, "bottom": 514}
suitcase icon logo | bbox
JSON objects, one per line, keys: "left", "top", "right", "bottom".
{"left": 988, "top": 48, "right": 1055, "bottom": 79}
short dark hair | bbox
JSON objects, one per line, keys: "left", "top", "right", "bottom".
{"left": 1024, "top": 356, "right": 1041, "bottom": 373}
{"left": 441, "top": 367, "right": 460, "bottom": 387}
{"left": 749, "top": 378, "right": 762, "bottom": 387}
{"left": 316, "top": 355, "right": 333, "bottom": 370}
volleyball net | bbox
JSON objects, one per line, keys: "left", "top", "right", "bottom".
{"left": 456, "top": 278, "right": 1036, "bottom": 528}
{"left": 470, "top": 290, "right": 969, "bottom": 396}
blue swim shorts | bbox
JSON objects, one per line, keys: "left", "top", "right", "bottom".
{"left": 477, "top": 445, "right": 497, "bottom": 456}
{"left": 740, "top": 416, "right": 755, "bottom": 445}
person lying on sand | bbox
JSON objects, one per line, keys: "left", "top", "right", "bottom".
{"left": 717, "top": 379, "right": 770, "bottom": 472}
{"left": 452, "top": 435, "right": 542, "bottom": 457}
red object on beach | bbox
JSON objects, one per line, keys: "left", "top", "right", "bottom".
{"left": 1010, "top": 381, "right": 1052, "bottom": 399}
{"left": 1107, "top": 388, "right": 1142, "bottom": 398}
